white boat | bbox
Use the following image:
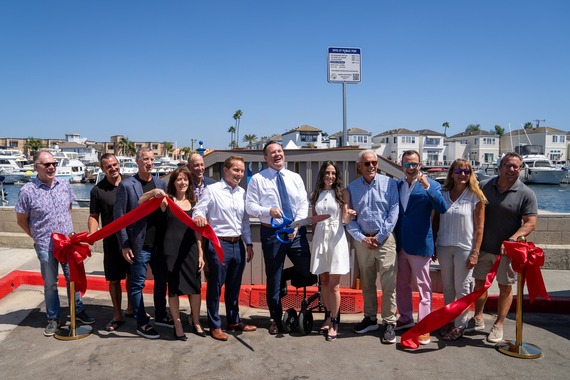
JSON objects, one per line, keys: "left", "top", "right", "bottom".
{"left": 521, "top": 154, "right": 566, "bottom": 185}
{"left": 0, "top": 155, "right": 27, "bottom": 184}
{"left": 53, "top": 151, "right": 86, "bottom": 183}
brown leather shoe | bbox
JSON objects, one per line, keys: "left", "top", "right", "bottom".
{"left": 269, "top": 321, "right": 280, "bottom": 335}
{"left": 228, "top": 322, "right": 257, "bottom": 332}
{"left": 210, "top": 328, "right": 228, "bottom": 341}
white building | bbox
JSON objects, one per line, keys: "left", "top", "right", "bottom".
{"left": 281, "top": 125, "right": 327, "bottom": 149}
{"left": 373, "top": 128, "right": 419, "bottom": 163}
{"left": 445, "top": 130, "right": 499, "bottom": 166}
{"left": 329, "top": 128, "right": 372, "bottom": 149}
{"left": 58, "top": 133, "right": 99, "bottom": 163}
{"left": 417, "top": 129, "right": 446, "bottom": 165}
{"left": 501, "top": 127, "right": 567, "bottom": 163}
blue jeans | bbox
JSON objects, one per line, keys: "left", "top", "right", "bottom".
{"left": 35, "top": 247, "right": 84, "bottom": 321}
{"left": 206, "top": 240, "right": 246, "bottom": 329}
{"left": 130, "top": 247, "right": 168, "bottom": 326}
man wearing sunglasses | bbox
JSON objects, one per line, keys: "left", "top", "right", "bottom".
{"left": 15, "top": 150, "right": 95, "bottom": 336}
{"left": 345, "top": 150, "right": 399, "bottom": 343}
{"left": 394, "top": 150, "right": 447, "bottom": 345}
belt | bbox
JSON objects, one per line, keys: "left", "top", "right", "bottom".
{"left": 218, "top": 236, "right": 242, "bottom": 243}
{"left": 363, "top": 232, "right": 378, "bottom": 237}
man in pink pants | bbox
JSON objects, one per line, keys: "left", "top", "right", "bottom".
{"left": 394, "top": 150, "right": 448, "bottom": 345}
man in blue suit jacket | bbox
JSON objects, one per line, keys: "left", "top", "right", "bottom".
{"left": 114, "top": 147, "right": 170, "bottom": 339}
{"left": 395, "top": 150, "right": 447, "bottom": 345}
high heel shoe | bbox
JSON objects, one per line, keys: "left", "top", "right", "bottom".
{"left": 319, "top": 311, "right": 331, "bottom": 335}
{"left": 191, "top": 321, "right": 207, "bottom": 338}
{"left": 326, "top": 317, "right": 339, "bottom": 342}
{"left": 173, "top": 329, "right": 188, "bottom": 341}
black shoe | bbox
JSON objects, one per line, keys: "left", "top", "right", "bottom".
{"left": 137, "top": 324, "right": 160, "bottom": 339}
{"left": 155, "top": 316, "right": 174, "bottom": 328}
{"left": 191, "top": 321, "right": 207, "bottom": 337}
{"left": 353, "top": 317, "right": 379, "bottom": 334}
{"left": 75, "top": 310, "right": 95, "bottom": 325}
{"left": 173, "top": 329, "right": 188, "bottom": 341}
{"left": 381, "top": 323, "right": 396, "bottom": 344}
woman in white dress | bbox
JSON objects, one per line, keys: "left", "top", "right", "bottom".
{"left": 310, "top": 161, "right": 355, "bottom": 341}
{"left": 433, "top": 158, "right": 487, "bottom": 341}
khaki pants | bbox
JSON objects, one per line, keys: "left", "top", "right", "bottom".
{"left": 353, "top": 234, "right": 397, "bottom": 324}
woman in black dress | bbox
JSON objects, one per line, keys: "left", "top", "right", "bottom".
{"left": 161, "top": 167, "right": 205, "bottom": 340}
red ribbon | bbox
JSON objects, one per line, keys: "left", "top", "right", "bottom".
{"left": 503, "top": 241, "right": 550, "bottom": 303}
{"left": 400, "top": 254, "right": 501, "bottom": 349}
{"left": 52, "top": 232, "right": 92, "bottom": 295}
{"left": 52, "top": 196, "right": 223, "bottom": 295}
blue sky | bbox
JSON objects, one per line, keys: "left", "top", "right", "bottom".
{"left": 1, "top": 1, "right": 568, "bottom": 150}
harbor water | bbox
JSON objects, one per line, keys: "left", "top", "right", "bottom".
{"left": 2, "top": 182, "right": 569, "bottom": 213}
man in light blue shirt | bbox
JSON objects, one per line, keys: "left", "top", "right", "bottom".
{"left": 345, "top": 149, "right": 399, "bottom": 344}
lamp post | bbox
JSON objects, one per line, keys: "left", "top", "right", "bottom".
{"left": 191, "top": 139, "right": 197, "bottom": 151}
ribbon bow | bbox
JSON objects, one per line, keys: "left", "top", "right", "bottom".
{"left": 503, "top": 241, "right": 550, "bottom": 303}
{"left": 52, "top": 232, "right": 92, "bottom": 295}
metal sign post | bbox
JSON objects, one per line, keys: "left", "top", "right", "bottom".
{"left": 328, "top": 47, "right": 361, "bottom": 146}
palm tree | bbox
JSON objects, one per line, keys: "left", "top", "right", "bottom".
{"left": 117, "top": 137, "right": 136, "bottom": 156}
{"left": 25, "top": 137, "right": 44, "bottom": 156}
{"left": 233, "top": 109, "right": 243, "bottom": 148}
{"left": 492, "top": 125, "right": 505, "bottom": 156}
{"left": 180, "top": 146, "right": 191, "bottom": 160}
{"left": 242, "top": 134, "right": 257, "bottom": 149}
{"left": 523, "top": 121, "right": 534, "bottom": 129}
{"left": 442, "top": 121, "right": 450, "bottom": 137}
{"left": 227, "top": 126, "right": 236, "bottom": 148}
{"left": 465, "top": 124, "right": 481, "bottom": 133}
{"left": 162, "top": 141, "right": 174, "bottom": 158}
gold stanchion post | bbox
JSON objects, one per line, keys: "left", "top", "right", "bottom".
{"left": 496, "top": 238, "right": 543, "bottom": 359}
{"left": 54, "top": 281, "right": 92, "bottom": 340}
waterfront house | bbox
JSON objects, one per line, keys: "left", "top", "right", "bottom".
{"left": 445, "top": 130, "right": 499, "bottom": 166}
{"left": 501, "top": 127, "right": 567, "bottom": 163}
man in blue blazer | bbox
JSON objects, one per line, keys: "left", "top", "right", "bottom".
{"left": 114, "top": 147, "right": 170, "bottom": 339}
{"left": 395, "top": 150, "right": 447, "bottom": 345}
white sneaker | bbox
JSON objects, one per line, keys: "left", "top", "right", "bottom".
{"left": 487, "top": 324, "right": 503, "bottom": 343}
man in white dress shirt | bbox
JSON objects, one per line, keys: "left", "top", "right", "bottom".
{"left": 194, "top": 155, "right": 256, "bottom": 341}
{"left": 245, "top": 141, "right": 313, "bottom": 334}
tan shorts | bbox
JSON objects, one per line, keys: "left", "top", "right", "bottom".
{"left": 472, "top": 250, "right": 517, "bottom": 286}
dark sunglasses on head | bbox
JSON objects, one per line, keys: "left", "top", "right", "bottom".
{"left": 37, "top": 162, "right": 58, "bottom": 168}
{"left": 403, "top": 162, "right": 419, "bottom": 169}
{"left": 363, "top": 161, "right": 378, "bottom": 167}
{"left": 453, "top": 168, "right": 471, "bottom": 175}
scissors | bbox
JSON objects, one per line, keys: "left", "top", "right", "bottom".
{"left": 271, "top": 214, "right": 331, "bottom": 243}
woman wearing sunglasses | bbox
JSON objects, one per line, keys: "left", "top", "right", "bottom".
{"left": 433, "top": 158, "right": 487, "bottom": 341}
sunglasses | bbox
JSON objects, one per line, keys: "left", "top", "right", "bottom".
{"left": 453, "top": 168, "right": 471, "bottom": 175}
{"left": 37, "top": 162, "right": 58, "bottom": 168}
{"left": 503, "top": 163, "right": 520, "bottom": 170}
{"left": 363, "top": 161, "right": 378, "bottom": 167}
{"left": 403, "top": 162, "right": 419, "bottom": 169}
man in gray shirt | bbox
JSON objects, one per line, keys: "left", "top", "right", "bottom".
{"left": 472, "top": 152, "right": 538, "bottom": 343}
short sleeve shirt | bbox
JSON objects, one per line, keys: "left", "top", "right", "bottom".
{"left": 15, "top": 176, "right": 75, "bottom": 252}
{"left": 480, "top": 177, "right": 538, "bottom": 254}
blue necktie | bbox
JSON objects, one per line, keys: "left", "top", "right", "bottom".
{"left": 276, "top": 171, "right": 293, "bottom": 219}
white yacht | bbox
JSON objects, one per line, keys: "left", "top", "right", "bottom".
{"left": 0, "top": 155, "right": 27, "bottom": 184}
{"left": 521, "top": 154, "right": 566, "bottom": 184}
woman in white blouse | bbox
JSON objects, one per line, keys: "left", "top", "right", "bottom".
{"left": 433, "top": 158, "right": 487, "bottom": 341}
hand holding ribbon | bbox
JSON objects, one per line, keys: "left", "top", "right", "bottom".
{"left": 52, "top": 196, "right": 224, "bottom": 296}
